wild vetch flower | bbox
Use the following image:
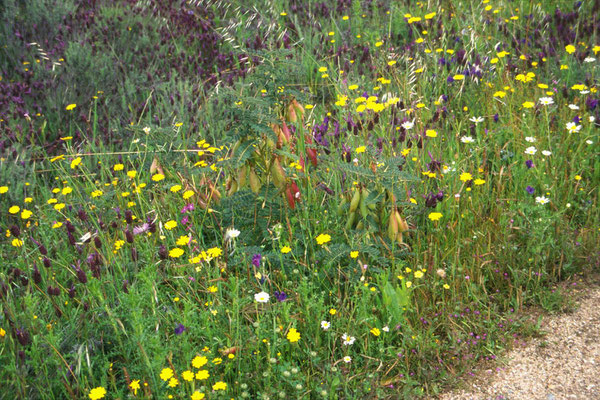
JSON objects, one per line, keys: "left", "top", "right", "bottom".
{"left": 174, "top": 323, "right": 185, "bottom": 335}
{"left": 526, "top": 186, "right": 535, "bottom": 195}
{"left": 274, "top": 291, "right": 287, "bottom": 302}
{"left": 252, "top": 254, "right": 261, "bottom": 268}
{"left": 525, "top": 160, "right": 534, "bottom": 169}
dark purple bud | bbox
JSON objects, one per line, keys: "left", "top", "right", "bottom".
{"left": 125, "top": 230, "right": 134, "bottom": 243}
{"left": 252, "top": 254, "right": 261, "bottom": 268}
{"left": 125, "top": 209, "right": 133, "bottom": 224}
{"left": 74, "top": 265, "right": 87, "bottom": 284}
{"left": 65, "top": 220, "right": 75, "bottom": 233}
{"left": 43, "top": 257, "right": 51, "bottom": 268}
{"left": 122, "top": 280, "right": 129, "bottom": 294}
{"left": 317, "top": 182, "right": 334, "bottom": 195}
{"left": 494, "top": 113, "right": 499, "bottom": 122}
{"left": 9, "top": 225, "right": 20, "bottom": 237}
{"left": 16, "top": 328, "right": 30, "bottom": 346}
{"left": 526, "top": 186, "right": 535, "bottom": 194}
{"left": 131, "top": 247, "right": 138, "bottom": 262}
{"left": 158, "top": 245, "right": 167, "bottom": 260}
{"left": 94, "top": 236, "right": 102, "bottom": 249}
{"left": 33, "top": 264, "right": 41, "bottom": 285}
{"left": 68, "top": 285, "right": 76, "bottom": 298}
{"left": 77, "top": 208, "right": 88, "bottom": 222}
{"left": 37, "top": 242, "right": 47, "bottom": 255}
{"left": 67, "top": 231, "right": 76, "bottom": 246}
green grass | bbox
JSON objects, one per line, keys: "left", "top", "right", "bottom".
{"left": 0, "top": 0, "right": 599, "bottom": 399}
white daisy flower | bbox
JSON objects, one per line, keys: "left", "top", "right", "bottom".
{"left": 524, "top": 146, "right": 537, "bottom": 155}
{"left": 401, "top": 121, "right": 414, "bottom": 130}
{"left": 541, "top": 150, "right": 552, "bottom": 156}
{"left": 224, "top": 228, "right": 240, "bottom": 241}
{"left": 254, "top": 291, "right": 270, "bottom": 303}
{"left": 539, "top": 97, "right": 554, "bottom": 105}
{"left": 461, "top": 136, "right": 474, "bottom": 144}
{"left": 469, "top": 116, "right": 484, "bottom": 124}
{"left": 566, "top": 122, "right": 582, "bottom": 133}
{"left": 321, "top": 321, "right": 331, "bottom": 331}
{"left": 342, "top": 333, "right": 356, "bottom": 346}
{"left": 343, "top": 356, "right": 352, "bottom": 363}
{"left": 584, "top": 57, "right": 596, "bottom": 63}
{"left": 568, "top": 104, "right": 580, "bottom": 110}
{"left": 525, "top": 136, "right": 536, "bottom": 142}
{"left": 535, "top": 196, "right": 550, "bottom": 205}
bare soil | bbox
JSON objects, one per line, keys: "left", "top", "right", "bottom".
{"left": 436, "top": 282, "right": 600, "bottom": 400}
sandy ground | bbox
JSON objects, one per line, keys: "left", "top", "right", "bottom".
{"left": 437, "top": 285, "right": 600, "bottom": 400}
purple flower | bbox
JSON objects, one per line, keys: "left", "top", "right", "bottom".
{"left": 133, "top": 223, "right": 150, "bottom": 235}
{"left": 181, "top": 203, "right": 195, "bottom": 213}
{"left": 274, "top": 291, "right": 287, "bottom": 302}
{"left": 526, "top": 186, "right": 535, "bottom": 194}
{"left": 252, "top": 254, "right": 261, "bottom": 268}
{"left": 174, "top": 324, "right": 186, "bottom": 335}
{"left": 525, "top": 160, "right": 534, "bottom": 169}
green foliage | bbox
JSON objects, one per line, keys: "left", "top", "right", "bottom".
{"left": 0, "top": 0, "right": 599, "bottom": 399}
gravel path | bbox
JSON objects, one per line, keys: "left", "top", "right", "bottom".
{"left": 437, "top": 285, "right": 600, "bottom": 400}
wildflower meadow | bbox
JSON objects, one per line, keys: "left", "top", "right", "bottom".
{"left": 0, "top": 0, "right": 599, "bottom": 399}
